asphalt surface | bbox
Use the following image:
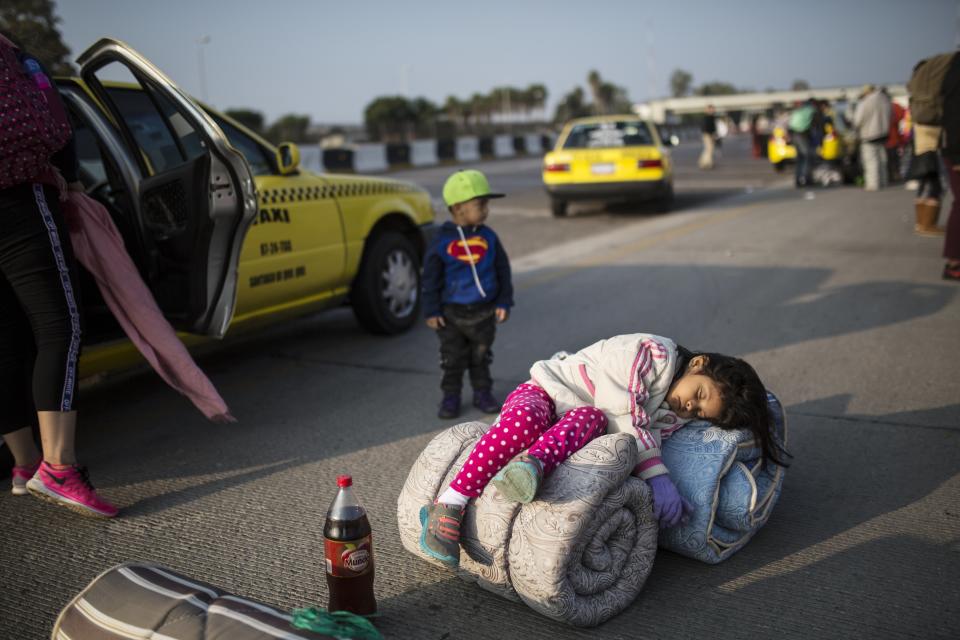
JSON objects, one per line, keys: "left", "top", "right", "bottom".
{"left": 1, "top": 137, "right": 958, "bottom": 639}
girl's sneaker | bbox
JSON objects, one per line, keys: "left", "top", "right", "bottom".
{"left": 11, "top": 459, "right": 41, "bottom": 496}
{"left": 26, "top": 462, "right": 119, "bottom": 518}
{"left": 493, "top": 454, "right": 543, "bottom": 503}
{"left": 419, "top": 501, "right": 464, "bottom": 566}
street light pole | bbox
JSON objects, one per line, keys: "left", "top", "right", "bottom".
{"left": 196, "top": 35, "right": 211, "bottom": 103}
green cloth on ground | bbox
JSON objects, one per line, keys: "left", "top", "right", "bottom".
{"left": 290, "top": 608, "right": 383, "bottom": 640}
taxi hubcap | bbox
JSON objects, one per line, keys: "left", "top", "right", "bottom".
{"left": 380, "top": 249, "right": 417, "bottom": 318}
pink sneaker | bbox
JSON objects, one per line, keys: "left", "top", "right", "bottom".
{"left": 26, "top": 462, "right": 119, "bottom": 518}
{"left": 11, "top": 459, "right": 41, "bottom": 496}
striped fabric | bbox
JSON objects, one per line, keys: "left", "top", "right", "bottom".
{"left": 52, "top": 563, "right": 337, "bottom": 640}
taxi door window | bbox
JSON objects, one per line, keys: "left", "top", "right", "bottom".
{"left": 207, "top": 114, "right": 274, "bottom": 176}
{"left": 103, "top": 82, "right": 205, "bottom": 175}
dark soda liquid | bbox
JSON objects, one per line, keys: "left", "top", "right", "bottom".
{"left": 324, "top": 507, "right": 377, "bottom": 615}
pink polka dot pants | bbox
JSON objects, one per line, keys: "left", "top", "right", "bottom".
{"left": 450, "top": 383, "right": 608, "bottom": 498}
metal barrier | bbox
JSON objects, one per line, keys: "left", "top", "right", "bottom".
{"left": 320, "top": 133, "right": 556, "bottom": 173}
{"left": 353, "top": 144, "right": 388, "bottom": 172}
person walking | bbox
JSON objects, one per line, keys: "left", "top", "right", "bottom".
{"left": 852, "top": 85, "right": 892, "bottom": 191}
{"left": 884, "top": 91, "right": 907, "bottom": 183}
{"left": 788, "top": 99, "right": 817, "bottom": 188}
{"left": 0, "top": 33, "right": 117, "bottom": 517}
{"left": 698, "top": 105, "right": 717, "bottom": 169}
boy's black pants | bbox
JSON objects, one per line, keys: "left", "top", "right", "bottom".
{"left": 436, "top": 303, "right": 496, "bottom": 396}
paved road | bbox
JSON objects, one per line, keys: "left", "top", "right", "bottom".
{"left": 2, "top": 137, "right": 958, "bottom": 639}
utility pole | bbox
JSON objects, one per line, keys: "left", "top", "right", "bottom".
{"left": 196, "top": 36, "right": 211, "bottom": 103}
{"left": 646, "top": 26, "right": 658, "bottom": 102}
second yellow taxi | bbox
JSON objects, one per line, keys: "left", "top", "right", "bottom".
{"left": 542, "top": 115, "right": 675, "bottom": 217}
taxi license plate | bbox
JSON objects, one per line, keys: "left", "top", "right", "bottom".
{"left": 591, "top": 163, "right": 616, "bottom": 175}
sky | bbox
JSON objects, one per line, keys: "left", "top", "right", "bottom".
{"left": 56, "top": 0, "right": 960, "bottom": 125}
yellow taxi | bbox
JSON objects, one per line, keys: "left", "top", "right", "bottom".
{"left": 542, "top": 115, "right": 674, "bottom": 216}
{"left": 58, "top": 39, "right": 434, "bottom": 379}
{"left": 767, "top": 123, "right": 843, "bottom": 171}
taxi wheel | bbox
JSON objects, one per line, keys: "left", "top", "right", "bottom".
{"left": 352, "top": 231, "right": 421, "bottom": 334}
{"left": 654, "top": 184, "right": 674, "bottom": 213}
{"left": 550, "top": 199, "right": 568, "bottom": 217}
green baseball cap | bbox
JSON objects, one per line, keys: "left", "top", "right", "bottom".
{"left": 442, "top": 169, "right": 505, "bottom": 207}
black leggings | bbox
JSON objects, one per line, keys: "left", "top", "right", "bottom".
{"left": 0, "top": 183, "right": 83, "bottom": 434}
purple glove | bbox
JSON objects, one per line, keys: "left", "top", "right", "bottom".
{"left": 647, "top": 474, "right": 694, "bottom": 528}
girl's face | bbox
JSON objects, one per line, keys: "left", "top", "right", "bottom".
{"left": 667, "top": 356, "right": 725, "bottom": 421}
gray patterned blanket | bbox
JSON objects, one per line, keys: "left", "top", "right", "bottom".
{"left": 397, "top": 422, "right": 658, "bottom": 627}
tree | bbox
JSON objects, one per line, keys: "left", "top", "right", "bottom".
{"left": 0, "top": 0, "right": 75, "bottom": 75}
{"left": 669, "top": 69, "right": 693, "bottom": 98}
{"left": 525, "top": 83, "right": 548, "bottom": 120}
{"left": 791, "top": 79, "right": 810, "bottom": 91}
{"left": 553, "top": 86, "right": 589, "bottom": 124}
{"left": 587, "top": 70, "right": 607, "bottom": 115}
{"left": 265, "top": 114, "right": 311, "bottom": 144}
{"left": 224, "top": 109, "right": 265, "bottom": 135}
{"left": 600, "top": 81, "right": 632, "bottom": 114}
{"left": 363, "top": 96, "right": 416, "bottom": 141}
{"left": 409, "top": 96, "right": 439, "bottom": 138}
{"left": 695, "top": 81, "right": 739, "bottom": 96}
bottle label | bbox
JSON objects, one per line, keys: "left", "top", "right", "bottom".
{"left": 324, "top": 535, "right": 372, "bottom": 577}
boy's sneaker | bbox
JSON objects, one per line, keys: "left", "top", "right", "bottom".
{"left": 419, "top": 501, "right": 464, "bottom": 566}
{"left": 438, "top": 394, "right": 461, "bottom": 419}
{"left": 26, "top": 462, "right": 119, "bottom": 518}
{"left": 11, "top": 459, "right": 41, "bottom": 496}
{"left": 493, "top": 454, "right": 544, "bottom": 503}
{"left": 472, "top": 389, "right": 501, "bottom": 414}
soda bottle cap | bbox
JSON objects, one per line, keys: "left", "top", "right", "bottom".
{"left": 336, "top": 474, "right": 352, "bottom": 488}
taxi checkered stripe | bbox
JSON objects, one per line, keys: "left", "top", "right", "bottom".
{"left": 257, "top": 182, "right": 422, "bottom": 204}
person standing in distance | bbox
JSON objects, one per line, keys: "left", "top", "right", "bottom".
{"left": 698, "top": 105, "right": 718, "bottom": 170}
{"left": 422, "top": 170, "right": 514, "bottom": 419}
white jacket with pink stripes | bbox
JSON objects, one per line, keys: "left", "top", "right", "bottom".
{"left": 529, "top": 333, "right": 690, "bottom": 480}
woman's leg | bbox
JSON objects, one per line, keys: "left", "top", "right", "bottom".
{"left": 3, "top": 427, "right": 41, "bottom": 467}
{"left": 38, "top": 411, "right": 77, "bottom": 465}
{"left": 942, "top": 160, "right": 960, "bottom": 278}
{"left": 0, "top": 184, "right": 116, "bottom": 517}
{"left": 0, "top": 252, "right": 43, "bottom": 481}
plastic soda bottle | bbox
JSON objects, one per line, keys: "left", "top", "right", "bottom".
{"left": 324, "top": 474, "right": 377, "bottom": 615}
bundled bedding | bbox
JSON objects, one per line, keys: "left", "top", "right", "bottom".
{"left": 399, "top": 393, "right": 787, "bottom": 623}
{"left": 398, "top": 422, "right": 659, "bottom": 627}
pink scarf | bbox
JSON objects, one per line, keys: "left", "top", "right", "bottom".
{"left": 63, "top": 191, "right": 234, "bottom": 422}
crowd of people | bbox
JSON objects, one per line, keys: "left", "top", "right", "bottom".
{"left": 698, "top": 51, "right": 960, "bottom": 283}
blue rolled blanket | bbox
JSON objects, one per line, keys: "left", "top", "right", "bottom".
{"left": 658, "top": 392, "right": 787, "bottom": 564}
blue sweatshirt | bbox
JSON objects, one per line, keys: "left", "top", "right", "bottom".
{"left": 421, "top": 221, "right": 513, "bottom": 317}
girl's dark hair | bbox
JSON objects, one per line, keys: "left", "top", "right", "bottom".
{"left": 696, "top": 352, "right": 791, "bottom": 468}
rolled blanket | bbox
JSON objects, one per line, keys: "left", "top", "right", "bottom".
{"left": 52, "top": 562, "right": 337, "bottom": 639}
{"left": 397, "top": 423, "right": 658, "bottom": 627}
{"left": 658, "top": 391, "right": 788, "bottom": 564}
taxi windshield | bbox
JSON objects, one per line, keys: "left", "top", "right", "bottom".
{"left": 563, "top": 121, "right": 653, "bottom": 149}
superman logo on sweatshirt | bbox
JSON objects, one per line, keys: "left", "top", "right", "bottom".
{"left": 446, "top": 236, "right": 489, "bottom": 264}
